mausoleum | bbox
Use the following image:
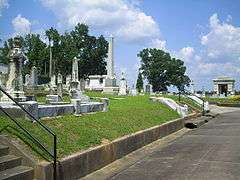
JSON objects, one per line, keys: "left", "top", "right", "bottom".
{"left": 213, "top": 76, "right": 235, "bottom": 96}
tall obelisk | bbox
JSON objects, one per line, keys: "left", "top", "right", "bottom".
{"left": 105, "top": 35, "right": 117, "bottom": 87}
{"left": 107, "top": 35, "right": 114, "bottom": 78}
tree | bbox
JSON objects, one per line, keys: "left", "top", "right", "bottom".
{"left": 23, "top": 34, "right": 48, "bottom": 76}
{"left": 138, "top": 48, "right": 190, "bottom": 92}
{"left": 0, "top": 23, "right": 108, "bottom": 83}
{"left": 136, "top": 71, "right": 143, "bottom": 93}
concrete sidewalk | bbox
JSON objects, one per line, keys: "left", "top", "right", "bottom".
{"left": 82, "top": 106, "right": 240, "bottom": 180}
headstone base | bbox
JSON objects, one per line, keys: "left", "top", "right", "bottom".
{"left": 103, "top": 87, "right": 119, "bottom": 94}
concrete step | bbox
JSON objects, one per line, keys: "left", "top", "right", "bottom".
{"left": 0, "top": 155, "right": 22, "bottom": 172}
{"left": 0, "top": 166, "right": 34, "bottom": 180}
{"left": 0, "top": 146, "right": 9, "bottom": 157}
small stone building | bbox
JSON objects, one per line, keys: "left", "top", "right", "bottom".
{"left": 213, "top": 76, "right": 235, "bottom": 96}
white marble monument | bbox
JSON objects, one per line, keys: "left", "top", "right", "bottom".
{"left": 103, "top": 35, "right": 119, "bottom": 94}
{"left": 118, "top": 72, "right": 127, "bottom": 96}
{"left": 1, "top": 37, "right": 26, "bottom": 102}
{"left": 213, "top": 76, "right": 235, "bottom": 97}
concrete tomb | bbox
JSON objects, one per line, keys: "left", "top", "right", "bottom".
{"left": 213, "top": 76, "right": 235, "bottom": 97}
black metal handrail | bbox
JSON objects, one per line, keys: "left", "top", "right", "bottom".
{"left": 181, "top": 90, "right": 206, "bottom": 115}
{"left": 0, "top": 86, "right": 57, "bottom": 180}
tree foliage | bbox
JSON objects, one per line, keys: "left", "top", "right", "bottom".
{"left": 138, "top": 48, "right": 190, "bottom": 92}
{"left": 136, "top": 71, "right": 143, "bottom": 93}
{"left": 0, "top": 23, "right": 108, "bottom": 83}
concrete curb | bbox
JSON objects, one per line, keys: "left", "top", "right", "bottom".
{"left": 35, "top": 113, "right": 200, "bottom": 180}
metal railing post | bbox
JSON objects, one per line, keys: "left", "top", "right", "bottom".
{"left": 0, "top": 85, "right": 57, "bottom": 180}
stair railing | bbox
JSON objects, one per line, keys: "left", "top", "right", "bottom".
{"left": 0, "top": 86, "right": 57, "bottom": 180}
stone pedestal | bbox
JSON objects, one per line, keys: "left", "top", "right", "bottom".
{"left": 46, "top": 95, "right": 62, "bottom": 104}
{"left": 23, "top": 101, "right": 39, "bottom": 121}
{"left": 100, "top": 98, "right": 109, "bottom": 112}
{"left": 1, "top": 90, "right": 26, "bottom": 102}
{"left": 71, "top": 99, "right": 82, "bottom": 114}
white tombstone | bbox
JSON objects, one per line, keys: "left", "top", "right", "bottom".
{"left": 30, "top": 66, "right": 38, "bottom": 87}
{"left": 65, "top": 75, "right": 71, "bottom": 90}
{"left": 25, "top": 74, "right": 31, "bottom": 86}
{"left": 1, "top": 37, "right": 26, "bottom": 102}
{"left": 103, "top": 35, "right": 119, "bottom": 93}
{"left": 118, "top": 72, "right": 127, "bottom": 96}
{"left": 57, "top": 73, "right": 63, "bottom": 99}
{"left": 70, "top": 57, "right": 89, "bottom": 102}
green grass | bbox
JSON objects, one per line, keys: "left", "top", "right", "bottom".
{"left": 203, "top": 97, "right": 240, "bottom": 104}
{"left": 0, "top": 93, "right": 179, "bottom": 159}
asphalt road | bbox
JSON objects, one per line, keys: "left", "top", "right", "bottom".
{"left": 110, "top": 110, "right": 240, "bottom": 180}
{"left": 82, "top": 106, "right": 240, "bottom": 180}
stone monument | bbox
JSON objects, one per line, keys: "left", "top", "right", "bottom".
{"left": 30, "top": 66, "right": 38, "bottom": 88}
{"left": 70, "top": 57, "right": 89, "bottom": 102}
{"left": 213, "top": 76, "right": 235, "bottom": 97}
{"left": 103, "top": 35, "right": 119, "bottom": 94}
{"left": 118, "top": 71, "right": 127, "bottom": 96}
{"left": 57, "top": 73, "right": 63, "bottom": 99}
{"left": 1, "top": 37, "right": 26, "bottom": 102}
{"left": 25, "top": 74, "right": 30, "bottom": 86}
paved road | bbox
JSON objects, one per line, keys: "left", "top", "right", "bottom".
{"left": 82, "top": 106, "right": 240, "bottom": 180}
{"left": 110, "top": 110, "right": 240, "bottom": 180}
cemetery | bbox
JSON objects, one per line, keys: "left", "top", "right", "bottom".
{"left": 0, "top": 35, "right": 209, "bottom": 179}
{"left": 0, "top": 14, "right": 239, "bottom": 180}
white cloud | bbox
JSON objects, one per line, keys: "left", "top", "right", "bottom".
{"left": 12, "top": 14, "right": 31, "bottom": 36}
{"left": 39, "top": 0, "right": 162, "bottom": 44}
{"left": 149, "top": 39, "right": 166, "bottom": 50}
{"left": 201, "top": 13, "right": 240, "bottom": 62}
{"left": 178, "top": 47, "right": 195, "bottom": 62}
{"left": 0, "top": 0, "right": 8, "bottom": 16}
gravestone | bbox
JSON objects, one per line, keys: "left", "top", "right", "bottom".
{"left": 118, "top": 71, "right": 127, "bottom": 96}
{"left": 70, "top": 57, "right": 89, "bottom": 102}
{"left": 145, "top": 84, "right": 153, "bottom": 94}
{"left": 30, "top": 66, "right": 38, "bottom": 88}
{"left": 65, "top": 75, "right": 71, "bottom": 90}
{"left": 130, "top": 84, "right": 137, "bottom": 96}
{"left": 1, "top": 37, "right": 26, "bottom": 102}
{"left": 57, "top": 73, "right": 63, "bottom": 99}
{"left": 25, "top": 74, "right": 30, "bottom": 86}
{"left": 50, "top": 74, "right": 57, "bottom": 94}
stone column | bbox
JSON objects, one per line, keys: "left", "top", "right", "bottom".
{"left": 107, "top": 35, "right": 114, "bottom": 78}
{"left": 57, "top": 73, "right": 63, "bottom": 99}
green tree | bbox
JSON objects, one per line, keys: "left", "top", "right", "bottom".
{"left": 24, "top": 34, "right": 48, "bottom": 75}
{"left": 138, "top": 48, "right": 190, "bottom": 92}
{"left": 136, "top": 71, "right": 143, "bottom": 93}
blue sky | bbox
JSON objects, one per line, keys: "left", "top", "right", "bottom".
{"left": 1, "top": 0, "right": 240, "bottom": 91}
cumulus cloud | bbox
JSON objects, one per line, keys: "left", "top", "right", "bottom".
{"left": 201, "top": 13, "right": 240, "bottom": 62}
{"left": 0, "top": 0, "right": 8, "bottom": 16}
{"left": 39, "top": 0, "right": 162, "bottom": 44}
{"left": 183, "top": 13, "right": 240, "bottom": 90}
{"left": 149, "top": 39, "right": 166, "bottom": 50}
{"left": 178, "top": 47, "right": 195, "bottom": 62}
{"left": 12, "top": 14, "right": 31, "bottom": 36}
